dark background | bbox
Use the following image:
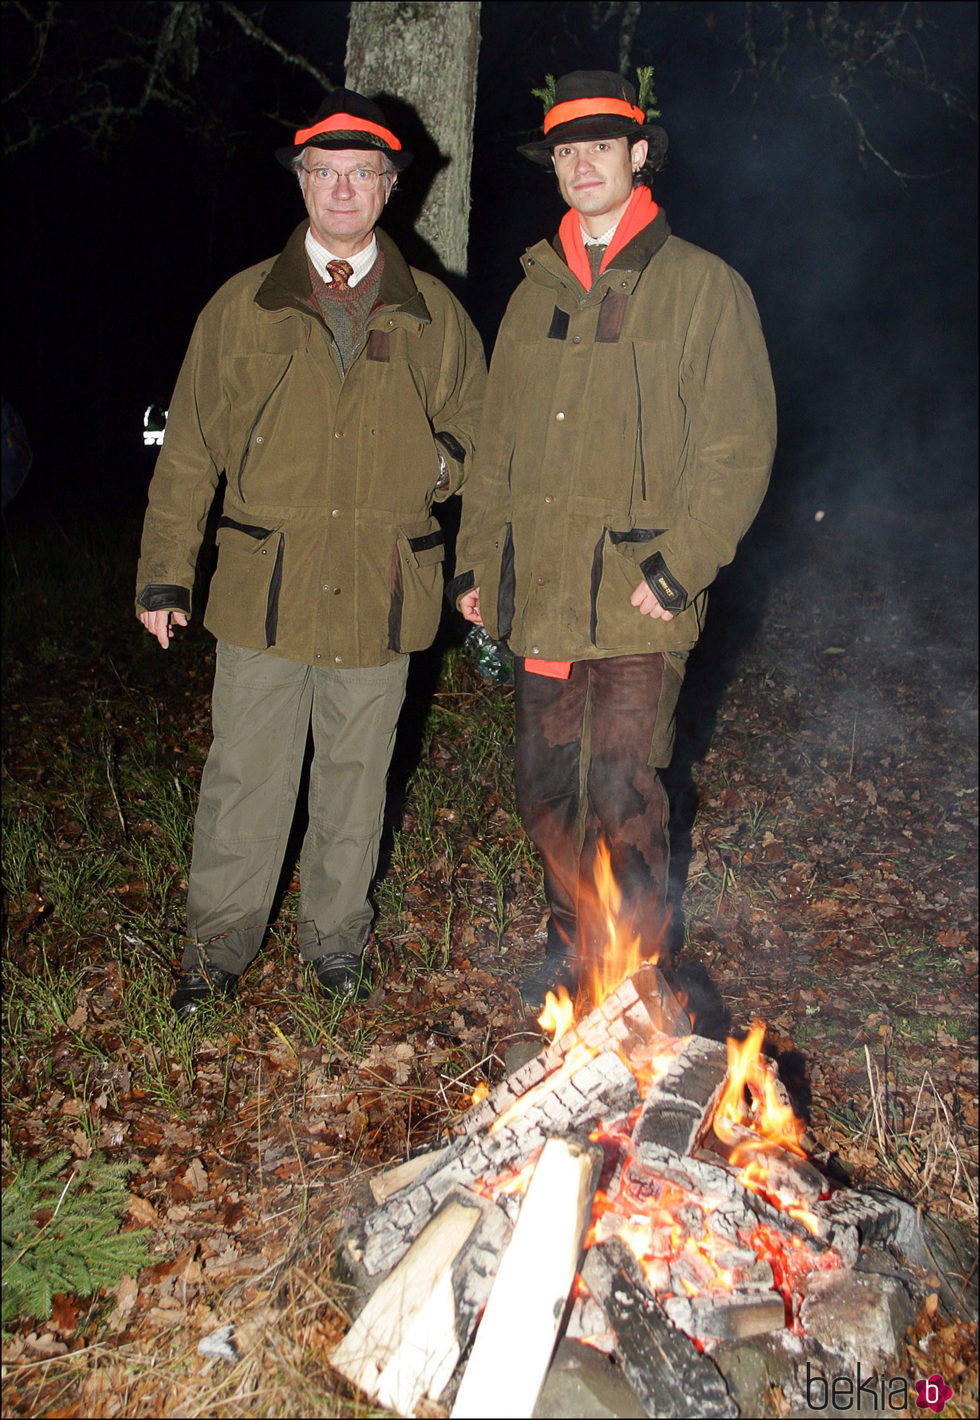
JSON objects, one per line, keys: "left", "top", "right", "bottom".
{"left": 2, "top": 1, "right": 977, "bottom": 583}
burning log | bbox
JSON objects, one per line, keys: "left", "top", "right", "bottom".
{"left": 457, "top": 963, "right": 690, "bottom": 1141}
{"left": 450, "top": 1135, "right": 603, "bottom": 1419}
{"left": 331, "top": 956, "right": 949, "bottom": 1419}
{"left": 629, "top": 1034, "right": 729, "bottom": 1162}
{"left": 354, "top": 1047, "right": 640, "bottom": 1278}
{"left": 581, "top": 1237, "right": 738, "bottom": 1418}
{"left": 330, "top": 1191, "right": 511, "bottom": 1415}
{"left": 698, "top": 1124, "right": 827, "bottom": 1211}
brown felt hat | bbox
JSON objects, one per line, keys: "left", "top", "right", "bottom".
{"left": 518, "top": 70, "right": 667, "bottom": 169}
{"left": 275, "top": 89, "right": 412, "bottom": 171}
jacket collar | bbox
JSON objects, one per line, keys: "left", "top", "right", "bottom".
{"left": 521, "top": 207, "right": 671, "bottom": 298}
{"left": 256, "top": 221, "right": 430, "bottom": 326}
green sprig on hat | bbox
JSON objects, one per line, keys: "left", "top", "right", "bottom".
{"left": 529, "top": 68, "right": 660, "bottom": 121}
{"left": 530, "top": 74, "right": 557, "bottom": 116}
{"left": 636, "top": 66, "right": 661, "bottom": 120}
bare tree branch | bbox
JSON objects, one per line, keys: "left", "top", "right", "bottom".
{"left": 1, "top": 0, "right": 333, "bottom": 157}
{"left": 218, "top": 2, "right": 335, "bottom": 91}
{"left": 3, "top": 0, "right": 57, "bottom": 105}
{"left": 721, "top": 1, "right": 976, "bottom": 180}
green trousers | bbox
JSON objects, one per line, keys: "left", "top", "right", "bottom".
{"left": 183, "top": 641, "right": 409, "bottom": 975}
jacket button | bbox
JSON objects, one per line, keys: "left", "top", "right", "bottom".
{"left": 572, "top": 335, "right": 581, "bottom": 344}
{"left": 261, "top": 548, "right": 268, "bottom": 555}
{"left": 555, "top": 411, "right": 565, "bottom": 421}
{"left": 332, "top": 587, "right": 341, "bottom": 595}
{"left": 334, "top": 430, "right": 343, "bottom": 439}
{"left": 255, "top": 435, "right": 264, "bottom": 444}
{"left": 322, "top": 584, "right": 330, "bottom": 592}
{"left": 334, "top": 656, "right": 343, "bottom": 664}
{"left": 544, "top": 495, "right": 553, "bottom": 504}
{"left": 331, "top": 509, "right": 341, "bottom": 518}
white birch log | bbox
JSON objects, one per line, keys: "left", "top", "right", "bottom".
{"left": 450, "top": 1135, "right": 602, "bottom": 1419}
{"left": 332, "top": 1197, "right": 482, "bottom": 1410}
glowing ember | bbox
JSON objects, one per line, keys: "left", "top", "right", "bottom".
{"left": 475, "top": 1157, "right": 536, "bottom": 1202}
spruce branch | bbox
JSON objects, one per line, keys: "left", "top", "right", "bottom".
{"left": 530, "top": 74, "right": 557, "bottom": 116}
{"left": 2, "top": 1148, "right": 155, "bottom": 1330}
{"left": 636, "top": 65, "right": 661, "bottom": 119}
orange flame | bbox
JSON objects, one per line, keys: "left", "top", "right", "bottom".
{"left": 479, "top": 844, "right": 827, "bottom": 1297}
{"left": 538, "top": 985, "right": 575, "bottom": 1045}
{"left": 586, "top": 841, "right": 648, "bottom": 1005}
{"left": 714, "top": 1022, "right": 806, "bottom": 1157}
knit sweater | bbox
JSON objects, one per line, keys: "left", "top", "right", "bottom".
{"left": 307, "top": 252, "right": 385, "bottom": 374}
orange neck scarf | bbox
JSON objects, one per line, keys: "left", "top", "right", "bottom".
{"left": 558, "top": 185, "right": 659, "bottom": 290}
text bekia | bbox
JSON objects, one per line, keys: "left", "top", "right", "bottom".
{"left": 804, "top": 1362, "right": 951, "bottom": 1414}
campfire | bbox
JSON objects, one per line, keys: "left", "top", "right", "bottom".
{"left": 328, "top": 847, "right": 946, "bottom": 1417}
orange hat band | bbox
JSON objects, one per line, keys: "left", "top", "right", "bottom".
{"left": 293, "top": 112, "right": 402, "bottom": 150}
{"left": 543, "top": 96, "right": 645, "bottom": 135}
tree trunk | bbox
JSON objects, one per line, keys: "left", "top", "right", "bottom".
{"left": 345, "top": 1, "right": 481, "bottom": 278}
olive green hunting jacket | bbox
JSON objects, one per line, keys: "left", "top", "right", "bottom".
{"left": 136, "top": 222, "right": 486, "bottom": 667}
{"left": 451, "top": 209, "right": 776, "bottom": 660}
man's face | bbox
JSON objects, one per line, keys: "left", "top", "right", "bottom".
{"left": 551, "top": 136, "right": 648, "bottom": 236}
{"left": 299, "top": 147, "right": 394, "bottom": 256}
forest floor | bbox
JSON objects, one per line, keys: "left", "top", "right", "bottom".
{"left": 1, "top": 501, "right": 976, "bottom": 1417}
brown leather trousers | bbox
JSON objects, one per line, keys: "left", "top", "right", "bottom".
{"left": 513, "top": 652, "right": 685, "bottom": 972}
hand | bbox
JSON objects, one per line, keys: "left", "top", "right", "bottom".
{"left": 139, "top": 608, "right": 188, "bottom": 649}
{"left": 459, "top": 588, "right": 483, "bottom": 625}
{"left": 630, "top": 579, "right": 674, "bottom": 621}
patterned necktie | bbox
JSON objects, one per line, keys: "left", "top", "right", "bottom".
{"left": 326, "top": 259, "right": 354, "bottom": 290}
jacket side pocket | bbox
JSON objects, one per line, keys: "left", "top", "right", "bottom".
{"left": 213, "top": 516, "right": 284, "bottom": 649}
{"left": 387, "top": 522, "right": 446, "bottom": 653}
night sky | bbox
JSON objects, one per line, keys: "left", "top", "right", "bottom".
{"left": 3, "top": 0, "right": 977, "bottom": 578}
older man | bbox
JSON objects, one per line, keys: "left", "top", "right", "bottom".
{"left": 452, "top": 71, "right": 776, "bottom": 1011}
{"left": 137, "top": 90, "right": 485, "bottom": 1016}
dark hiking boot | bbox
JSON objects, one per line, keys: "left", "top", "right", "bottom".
{"left": 170, "top": 966, "right": 239, "bottom": 1019}
{"left": 313, "top": 951, "right": 371, "bottom": 1003}
{"left": 519, "top": 954, "right": 579, "bottom": 1014}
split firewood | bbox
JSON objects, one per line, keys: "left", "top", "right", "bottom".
{"left": 331, "top": 1190, "right": 510, "bottom": 1416}
{"left": 450, "top": 1134, "right": 603, "bottom": 1419}
{"left": 629, "top": 1034, "right": 729, "bottom": 1163}
{"left": 368, "top": 1152, "right": 435, "bottom": 1205}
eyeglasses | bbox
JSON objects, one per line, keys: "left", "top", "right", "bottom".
{"left": 301, "top": 164, "right": 390, "bottom": 190}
